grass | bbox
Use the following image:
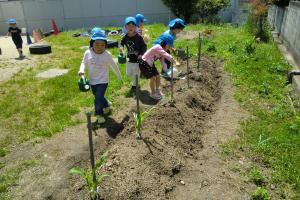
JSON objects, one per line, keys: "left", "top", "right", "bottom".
{"left": 0, "top": 24, "right": 168, "bottom": 198}
{"left": 194, "top": 24, "right": 300, "bottom": 198}
{"left": 0, "top": 23, "right": 299, "bottom": 199}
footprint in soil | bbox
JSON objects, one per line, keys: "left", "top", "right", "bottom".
{"left": 92, "top": 115, "right": 130, "bottom": 138}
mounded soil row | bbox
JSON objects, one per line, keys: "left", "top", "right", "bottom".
{"left": 68, "top": 56, "right": 223, "bottom": 200}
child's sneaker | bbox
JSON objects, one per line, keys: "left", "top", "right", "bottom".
{"left": 107, "top": 99, "right": 112, "bottom": 107}
{"left": 103, "top": 107, "right": 112, "bottom": 115}
{"left": 150, "top": 92, "right": 161, "bottom": 100}
{"left": 96, "top": 115, "right": 105, "bottom": 124}
{"left": 156, "top": 90, "right": 164, "bottom": 98}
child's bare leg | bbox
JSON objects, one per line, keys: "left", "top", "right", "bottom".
{"left": 150, "top": 77, "right": 156, "bottom": 94}
{"left": 155, "top": 75, "right": 161, "bottom": 91}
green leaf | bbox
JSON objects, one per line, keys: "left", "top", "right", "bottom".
{"left": 69, "top": 167, "right": 85, "bottom": 177}
{"left": 95, "top": 151, "right": 109, "bottom": 169}
{"left": 97, "top": 174, "right": 109, "bottom": 184}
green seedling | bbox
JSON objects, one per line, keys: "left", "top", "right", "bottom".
{"left": 69, "top": 151, "right": 109, "bottom": 200}
{"left": 249, "top": 167, "right": 266, "bottom": 186}
{"left": 133, "top": 107, "right": 154, "bottom": 139}
{"left": 252, "top": 187, "right": 271, "bottom": 200}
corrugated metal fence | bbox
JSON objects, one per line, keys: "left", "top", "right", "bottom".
{"left": 0, "top": 0, "right": 171, "bottom": 35}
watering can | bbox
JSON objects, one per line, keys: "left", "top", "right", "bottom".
{"left": 118, "top": 52, "right": 126, "bottom": 64}
{"left": 77, "top": 75, "right": 90, "bottom": 92}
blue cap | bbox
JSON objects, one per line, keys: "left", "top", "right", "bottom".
{"left": 124, "top": 17, "right": 137, "bottom": 26}
{"left": 90, "top": 27, "right": 104, "bottom": 36}
{"left": 91, "top": 28, "right": 107, "bottom": 41}
{"left": 169, "top": 18, "right": 185, "bottom": 28}
{"left": 7, "top": 18, "right": 17, "bottom": 24}
{"left": 135, "top": 14, "right": 147, "bottom": 26}
{"left": 156, "top": 32, "right": 174, "bottom": 47}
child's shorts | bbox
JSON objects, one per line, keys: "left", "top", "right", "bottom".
{"left": 138, "top": 59, "right": 159, "bottom": 79}
{"left": 13, "top": 39, "right": 23, "bottom": 49}
{"left": 126, "top": 62, "right": 140, "bottom": 76}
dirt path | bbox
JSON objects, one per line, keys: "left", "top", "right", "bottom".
{"left": 0, "top": 36, "right": 35, "bottom": 83}
{"left": 1, "top": 56, "right": 255, "bottom": 200}
{"left": 169, "top": 72, "right": 255, "bottom": 200}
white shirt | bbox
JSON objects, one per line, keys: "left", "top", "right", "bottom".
{"left": 79, "top": 49, "right": 122, "bottom": 85}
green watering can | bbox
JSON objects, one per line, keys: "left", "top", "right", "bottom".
{"left": 78, "top": 75, "right": 90, "bottom": 92}
{"left": 118, "top": 52, "right": 126, "bottom": 64}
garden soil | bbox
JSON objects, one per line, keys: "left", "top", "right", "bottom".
{"left": 2, "top": 56, "right": 255, "bottom": 200}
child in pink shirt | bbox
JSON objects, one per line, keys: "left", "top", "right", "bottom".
{"left": 139, "top": 33, "right": 174, "bottom": 100}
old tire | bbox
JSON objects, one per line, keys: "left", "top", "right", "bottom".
{"left": 29, "top": 44, "right": 52, "bottom": 54}
{"left": 107, "top": 40, "right": 118, "bottom": 48}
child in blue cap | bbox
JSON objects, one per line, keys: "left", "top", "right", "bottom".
{"left": 6, "top": 18, "right": 24, "bottom": 59}
{"left": 120, "top": 17, "right": 147, "bottom": 96}
{"left": 165, "top": 18, "right": 185, "bottom": 40}
{"left": 135, "top": 14, "right": 150, "bottom": 43}
{"left": 154, "top": 18, "right": 185, "bottom": 75}
{"left": 139, "top": 33, "right": 176, "bottom": 100}
{"left": 79, "top": 28, "right": 122, "bottom": 124}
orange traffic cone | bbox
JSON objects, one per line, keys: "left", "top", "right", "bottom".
{"left": 33, "top": 29, "right": 42, "bottom": 43}
{"left": 38, "top": 28, "right": 44, "bottom": 38}
{"left": 35, "top": 29, "right": 42, "bottom": 42}
{"left": 51, "top": 18, "right": 59, "bottom": 35}
{"left": 33, "top": 30, "right": 38, "bottom": 43}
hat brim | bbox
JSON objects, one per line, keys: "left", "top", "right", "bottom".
{"left": 91, "top": 37, "right": 107, "bottom": 41}
{"left": 125, "top": 21, "right": 136, "bottom": 25}
{"left": 7, "top": 19, "right": 17, "bottom": 24}
{"left": 169, "top": 20, "right": 185, "bottom": 28}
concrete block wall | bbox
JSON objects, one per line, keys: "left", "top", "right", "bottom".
{"left": 268, "top": 1, "right": 300, "bottom": 62}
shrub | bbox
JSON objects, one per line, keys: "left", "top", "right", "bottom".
{"left": 246, "top": 0, "right": 270, "bottom": 42}
{"left": 162, "top": 0, "right": 229, "bottom": 23}
{"left": 161, "top": 0, "right": 198, "bottom": 23}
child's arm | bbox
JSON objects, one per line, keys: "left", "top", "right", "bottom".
{"left": 156, "top": 47, "right": 174, "bottom": 72}
{"left": 138, "top": 36, "right": 147, "bottom": 59}
{"left": 78, "top": 51, "right": 88, "bottom": 75}
{"left": 107, "top": 53, "right": 122, "bottom": 80}
{"left": 119, "top": 37, "right": 126, "bottom": 54}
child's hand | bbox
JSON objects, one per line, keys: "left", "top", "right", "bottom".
{"left": 175, "top": 61, "right": 180, "bottom": 66}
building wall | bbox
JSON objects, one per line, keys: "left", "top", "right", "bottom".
{"left": 0, "top": 0, "right": 171, "bottom": 35}
{"left": 268, "top": 1, "right": 300, "bottom": 62}
{"left": 0, "top": 0, "right": 252, "bottom": 35}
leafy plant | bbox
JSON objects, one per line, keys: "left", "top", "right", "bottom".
{"left": 207, "top": 42, "right": 217, "bottom": 52}
{"left": 228, "top": 42, "right": 238, "bottom": 53}
{"left": 133, "top": 107, "right": 154, "bottom": 139}
{"left": 252, "top": 187, "right": 271, "bottom": 200}
{"left": 244, "top": 39, "right": 256, "bottom": 55}
{"left": 250, "top": 167, "right": 266, "bottom": 186}
{"left": 288, "top": 116, "right": 300, "bottom": 134}
{"left": 69, "top": 151, "right": 109, "bottom": 200}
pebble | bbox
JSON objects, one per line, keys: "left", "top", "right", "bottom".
{"left": 180, "top": 180, "right": 185, "bottom": 185}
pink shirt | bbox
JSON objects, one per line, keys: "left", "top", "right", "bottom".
{"left": 142, "top": 44, "right": 173, "bottom": 72}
